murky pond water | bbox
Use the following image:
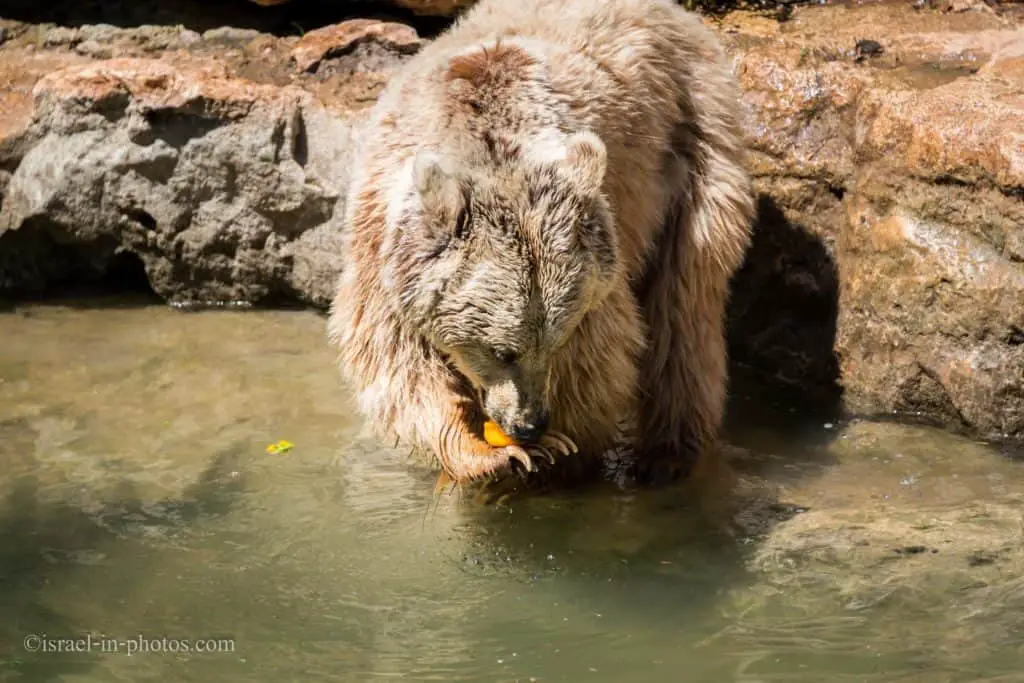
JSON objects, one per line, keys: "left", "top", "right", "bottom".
{"left": 1, "top": 296, "right": 1022, "bottom": 682}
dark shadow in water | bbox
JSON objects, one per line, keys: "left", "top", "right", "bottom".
{"left": 0, "top": 445, "right": 246, "bottom": 680}
{"left": 442, "top": 449, "right": 816, "bottom": 655}
{"left": 460, "top": 488, "right": 759, "bottom": 619}
{"left": 0, "top": 477, "right": 97, "bottom": 680}
{"left": 0, "top": 0, "right": 455, "bottom": 38}
{"left": 1003, "top": 443, "right": 1024, "bottom": 463}
{"left": 723, "top": 363, "right": 845, "bottom": 464}
{"left": 444, "top": 363, "right": 846, "bottom": 637}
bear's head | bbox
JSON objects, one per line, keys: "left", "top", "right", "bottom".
{"left": 386, "top": 131, "right": 620, "bottom": 444}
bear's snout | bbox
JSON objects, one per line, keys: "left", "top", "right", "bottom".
{"left": 481, "top": 375, "right": 550, "bottom": 445}
{"left": 506, "top": 410, "right": 549, "bottom": 445}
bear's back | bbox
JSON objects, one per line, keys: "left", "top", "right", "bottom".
{"left": 354, "top": 0, "right": 731, "bottom": 275}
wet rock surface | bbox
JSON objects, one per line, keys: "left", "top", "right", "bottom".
{"left": 719, "top": 1, "right": 1024, "bottom": 441}
{"left": 0, "top": 1, "right": 1021, "bottom": 439}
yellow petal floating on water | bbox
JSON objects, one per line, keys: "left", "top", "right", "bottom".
{"left": 266, "top": 439, "right": 295, "bottom": 454}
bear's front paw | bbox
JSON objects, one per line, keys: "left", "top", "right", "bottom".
{"left": 442, "top": 431, "right": 578, "bottom": 484}
{"left": 538, "top": 431, "right": 579, "bottom": 458}
{"left": 495, "top": 443, "right": 542, "bottom": 473}
{"left": 440, "top": 437, "right": 536, "bottom": 484}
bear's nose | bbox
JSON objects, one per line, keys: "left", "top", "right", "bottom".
{"left": 508, "top": 411, "right": 549, "bottom": 445}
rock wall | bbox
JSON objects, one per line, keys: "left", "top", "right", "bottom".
{"left": 721, "top": 2, "right": 1023, "bottom": 440}
{"left": 0, "top": 1, "right": 1021, "bottom": 441}
{"left": 0, "top": 19, "right": 418, "bottom": 305}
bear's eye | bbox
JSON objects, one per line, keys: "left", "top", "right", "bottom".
{"left": 492, "top": 348, "right": 518, "bottom": 365}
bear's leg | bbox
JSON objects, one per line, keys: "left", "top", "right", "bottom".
{"left": 633, "top": 146, "right": 754, "bottom": 486}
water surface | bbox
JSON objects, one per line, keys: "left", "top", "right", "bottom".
{"left": 1, "top": 298, "right": 1021, "bottom": 682}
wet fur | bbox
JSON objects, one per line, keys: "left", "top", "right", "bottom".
{"left": 327, "top": 0, "right": 755, "bottom": 485}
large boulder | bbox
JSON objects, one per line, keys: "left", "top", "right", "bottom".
{"left": 0, "top": 19, "right": 421, "bottom": 306}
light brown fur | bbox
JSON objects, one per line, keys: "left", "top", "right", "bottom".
{"left": 327, "top": 0, "right": 755, "bottom": 485}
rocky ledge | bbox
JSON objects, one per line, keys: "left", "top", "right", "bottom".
{"left": 0, "top": 1, "right": 1021, "bottom": 442}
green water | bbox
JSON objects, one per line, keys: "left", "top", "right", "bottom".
{"left": 1, "top": 297, "right": 1021, "bottom": 682}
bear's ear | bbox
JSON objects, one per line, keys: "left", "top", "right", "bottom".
{"left": 414, "top": 150, "right": 463, "bottom": 218}
{"left": 562, "top": 131, "right": 607, "bottom": 195}
{"left": 412, "top": 150, "right": 467, "bottom": 253}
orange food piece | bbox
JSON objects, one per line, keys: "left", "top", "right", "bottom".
{"left": 483, "top": 420, "right": 517, "bottom": 447}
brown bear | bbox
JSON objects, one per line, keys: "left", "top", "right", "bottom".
{"left": 327, "top": 0, "right": 755, "bottom": 485}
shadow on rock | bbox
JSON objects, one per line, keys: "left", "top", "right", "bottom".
{"left": 0, "top": 237, "right": 163, "bottom": 313}
{"left": 727, "top": 194, "right": 842, "bottom": 418}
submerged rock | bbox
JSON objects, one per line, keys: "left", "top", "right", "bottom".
{"left": 727, "top": 421, "right": 1024, "bottom": 657}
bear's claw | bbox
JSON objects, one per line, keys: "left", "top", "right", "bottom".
{"left": 502, "top": 444, "right": 536, "bottom": 472}
{"left": 505, "top": 429, "right": 577, "bottom": 470}
{"left": 526, "top": 444, "right": 555, "bottom": 465}
{"left": 540, "top": 432, "right": 578, "bottom": 456}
